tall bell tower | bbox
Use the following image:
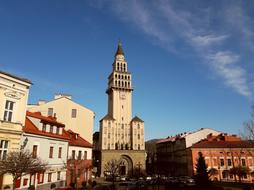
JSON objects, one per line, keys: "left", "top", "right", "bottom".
{"left": 107, "top": 42, "right": 133, "bottom": 124}
{"left": 98, "top": 42, "right": 146, "bottom": 177}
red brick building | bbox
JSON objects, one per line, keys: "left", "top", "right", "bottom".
{"left": 191, "top": 133, "right": 254, "bottom": 182}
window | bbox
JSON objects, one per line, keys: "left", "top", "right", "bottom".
{"left": 56, "top": 127, "right": 59, "bottom": 134}
{"left": 137, "top": 124, "right": 140, "bottom": 129}
{"left": 0, "top": 140, "right": 8, "bottom": 160}
{"left": 84, "top": 151, "right": 87, "bottom": 160}
{"left": 48, "top": 173, "right": 52, "bottom": 182}
{"left": 58, "top": 147, "right": 62, "bottom": 158}
{"left": 48, "top": 108, "right": 53, "bottom": 116}
{"left": 108, "top": 121, "right": 111, "bottom": 127}
{"left": 50, "top": 125, "right": 53, "bottom": 133}
{"left": 49, "top": 147, "right": 53, "bottom": 158}
{"left": 32, "top": 145, "right": 38, "bottom": 158}
{"left": 242, "top": 159, "right": 246, "bottom": 166}
{"left": 220, "top": 159, "right": 225, "bottom": 167}
{"left": 108, "top": 133, "right": 110, "bottom": 138}
{"left": 57, "top": 171, "right": 61, "bottom": 180}
{"left": 4, "top": 100, "right": 14, "bottom": 122}
{"left": 71, "top": 109, "right": 77, "bottom": 118}
{"left": 42, "top": 123, "right": 46, "bottom": 132}
{"left": 108, "top": 144, "right": 110, "bottom": 150}
{"left": 72, "top": 150, "right": 75, "bottom": 159}
{"left": 37, "top": 172, "right": 44, "bottom": 184}
{"left": 78, "top": 151, "right": 82, "bottom": 160}
{"left": 227, "top": 159, "right": 232, "bottom": 166}
{"left": 138, "top": 144, "right": 140, "bottom": 150}
{"left": 23, "top": 178, "right": 28, "bottom": 186}
{"left": 138, "top": 134, "right": 140, "bottom": 139}
{"left": 121, "top": 124, "right": 124, "bottom": 129}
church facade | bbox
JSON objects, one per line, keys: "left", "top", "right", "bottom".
{"left": 98, "top": 42, "right": 146, "bottom": 177}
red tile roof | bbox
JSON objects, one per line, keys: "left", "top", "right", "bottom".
{"left": 26, "top": 111, "right": 65, "bottom": 127}
{"left": 192, "top": 140, "right": 254, "bottom": 149}
{"left": 25, "top": 111, "right": 92, "bottom": 147}
{"left": 67, "top": 130, "right": 92, "bottom": 148}
{"left": 24, "top": 117, "right": 70, "bottom": 140}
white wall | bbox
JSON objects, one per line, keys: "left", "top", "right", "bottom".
{"left": 68, "top": 146, "right": 92, "bottom": 160}
{"left": 185, "top": 128, "right": 221, "bottom": 148}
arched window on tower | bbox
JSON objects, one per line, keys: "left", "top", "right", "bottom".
{"left": 118, "top": 81, "right": 120, "bottom": 86}
{"left": 125, "top": 81, "right": 127, "bottom": 87}
{"left": 125, "top": 76, "right": 127, "bottom": 80}
{"left": 121, "top": 75, "right": 123, "bottom": 79}
{"left": 128, "top": 82, "right": 130, "bottom": 87}
{"left": 128, "top": 76, "right": 130, "bottom": 80}
{"left": 121, "top": 81, "right": 124, "bottom": 87}
{"left": 118, "top": 75, "right": 121, "bottom": 79}
{"left": 138, "top": 144, "right": 140, "bottom": 150}
{"left": 117, "top": 62, "right": 119, "bottom": 71}
{"left": 123, "top": 64, "right": 126, "bottom": 72}
{"left": 115, "top": 74, "right": 117, "bottom": 78}
{"left": 115, "top": 81, "right": 117, "bottom": 86}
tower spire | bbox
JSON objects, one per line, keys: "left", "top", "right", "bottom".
{"left": 115, "top": 40, "right": 124, "bottom": 56}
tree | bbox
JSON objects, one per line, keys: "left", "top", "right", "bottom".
{"left": 242, "top": 105, "right": 254, "bottom": 140}
{"left": 0, "top": 150, "right": 46, "bottom": 190}
{"left": 229, "top": 166, "right": 250, "bottom": 183}
{"left": 195, "top": 152, "right": 210, "bottom": 187}
{"left": 104, "top": 159, "right": 123, "bottom": 189}
{"left": 208, "top": 168, "right": 218, "bottom": 179}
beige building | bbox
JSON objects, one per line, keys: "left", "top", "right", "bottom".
{"left": 28, "top": 94, "right": 94, "bottom": 143}
{"left": 0, "top": 71, "right": 32, "bottom": 190}
{"left": 99, "top": 42, "right": 146, "bottom": 177}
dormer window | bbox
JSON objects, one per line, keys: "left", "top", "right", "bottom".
{"left": 56, "top": 127, "right": 59, "bottom": 134}
{"left": 50, "top": 125, "right": 53, "bottom": 133}
{"left": 42, "top": 123, "right": 46, "bottom": 132}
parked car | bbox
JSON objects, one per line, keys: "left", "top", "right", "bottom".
{"left": 116, "top": 182, "right": 136, "bottom": 190}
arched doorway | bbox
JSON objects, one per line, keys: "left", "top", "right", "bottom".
{"left": 119, "top": 155, "right": 133, "bottom": 176}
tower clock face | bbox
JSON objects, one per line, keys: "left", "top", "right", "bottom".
{"left": 120, "top": 92, "right": 126, "bottom": 99}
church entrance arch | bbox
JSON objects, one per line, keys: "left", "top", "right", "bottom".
{"left": 119, "top": 155, "right": 133, "bottom": 176}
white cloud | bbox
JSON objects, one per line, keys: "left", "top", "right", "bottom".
{"left": 207, "top": 51, "right": 251, "bottom": 98}
{"left": 191, "top": 34, "right": 229, "bottom": 48}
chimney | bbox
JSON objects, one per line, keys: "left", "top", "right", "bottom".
{"left": 38, "top": 100, "right": 46, "bottom": 105}
{"left": 54, "top": 93, "right": 72, "bottom": 100}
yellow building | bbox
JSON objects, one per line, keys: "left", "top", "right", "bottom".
{"left": 0, "top": 71, "right": 32, "bottom": 190}
{"left": 99, "top": 42, "right": 146, "bottom": 177}
{"left": 28, "top": 94, "right": 94, "bottom": 143}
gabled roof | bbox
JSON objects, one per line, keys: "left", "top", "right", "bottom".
{"left": 131, "top": 116, "right": 144, "bottom": 123}
{"left": 100, "top": 114, "right": 115, "bottom": 122}
{"left": 24, "top": 117, "right": 69, "bottom": 140}
{"left": 26, "top": 111, "right": 65, "bottom": 127}
{"left": 67, "top": 130, "right": 92, "bottom": 148}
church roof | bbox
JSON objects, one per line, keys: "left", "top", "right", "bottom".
{"left": 100, "top": 114, "right": 115, "bottom": 122}
{"left": 115, "top": 41, "right": 124, "bottom": 56}
{"left": 131, "top": 116, "right": 144, "bottom": 123}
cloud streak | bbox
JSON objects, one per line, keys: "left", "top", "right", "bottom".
{"left": 93, "top": 0, "right": 253, "bottom": 98}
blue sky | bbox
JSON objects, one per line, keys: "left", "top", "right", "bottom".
{"left": 1, "top": 0, "right": 254, "bottom": 140}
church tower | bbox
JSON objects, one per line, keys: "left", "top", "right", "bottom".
{"left": 98, "top": 42, "right": 145, "bottom": 177}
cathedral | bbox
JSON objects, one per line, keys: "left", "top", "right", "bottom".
{"left": 98, "top": 42, "right": 146, "bottom": 177}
